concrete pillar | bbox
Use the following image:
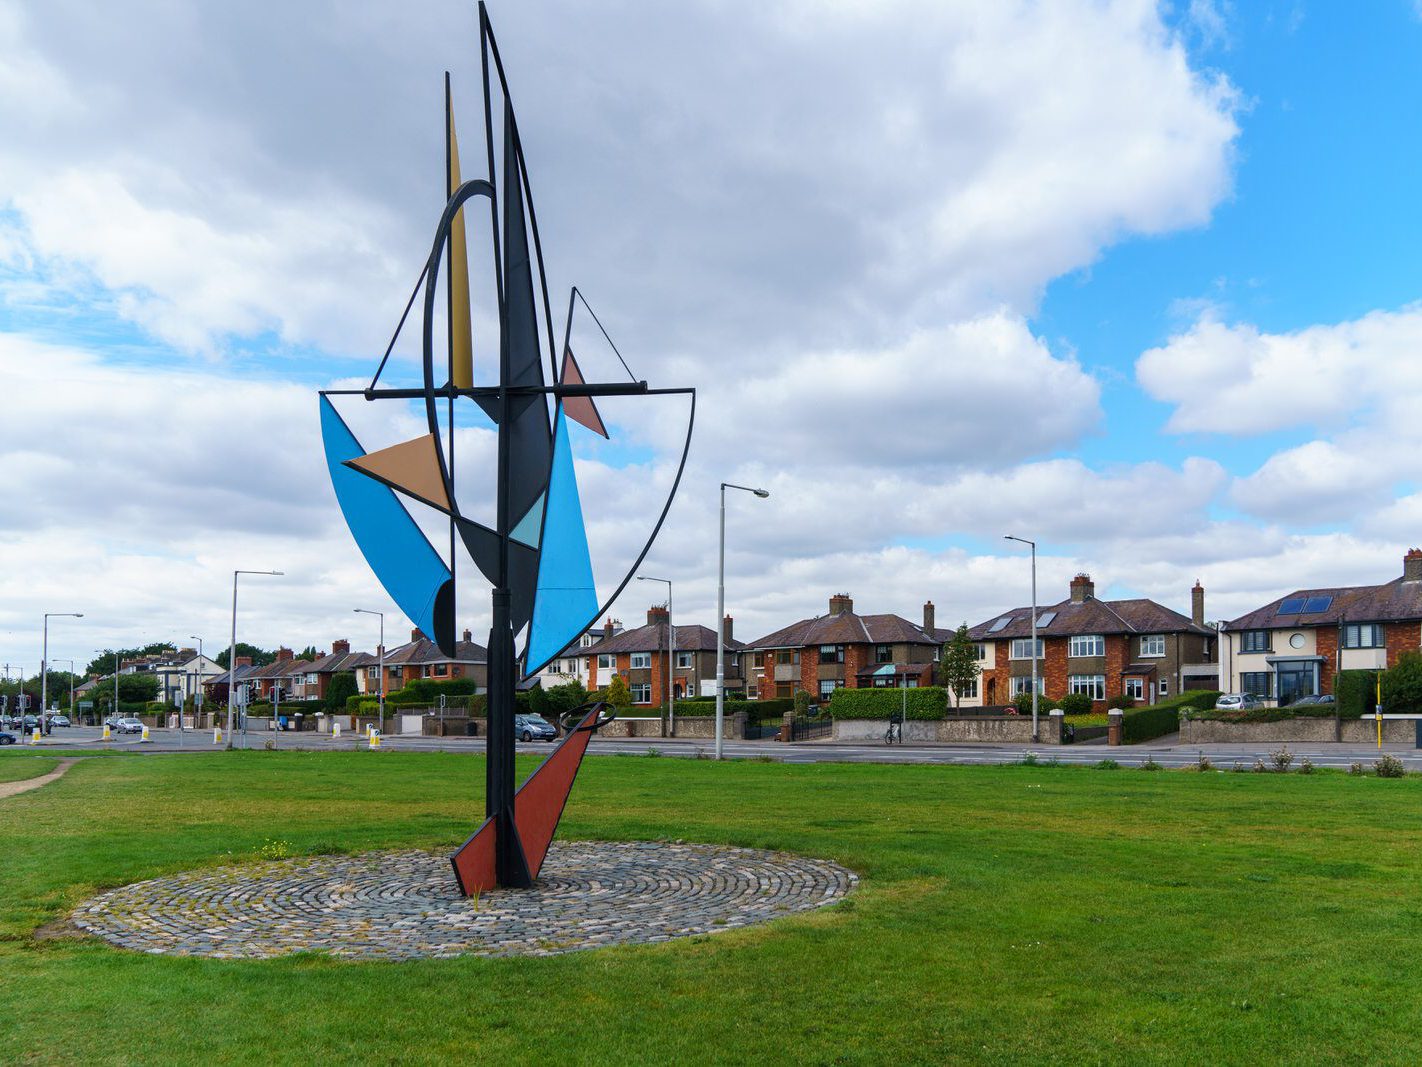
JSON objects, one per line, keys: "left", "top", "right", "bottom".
{"left": 1046, "top": 709, "right": 1065, "bottom": 746}
{"left": 1107, "top": 708, "right": 1124, "bottom": 746}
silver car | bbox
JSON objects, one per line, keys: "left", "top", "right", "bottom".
{"left": 115, "top": 717, "right": 145, "bottom": 734}
{"left": 1215, "top": 693, "right": 1265, "bottom": 711}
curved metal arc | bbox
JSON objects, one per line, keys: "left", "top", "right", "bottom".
{"left": 520, "top": 386, "right": 697, "bottom": 678}
{"left": 418, "top": 176, "right": 496, "bottom": 520}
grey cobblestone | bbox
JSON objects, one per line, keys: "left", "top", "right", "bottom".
{"left": 71, "top": 841, "right": 857, "bottom": 960}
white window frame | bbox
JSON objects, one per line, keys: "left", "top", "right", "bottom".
{"left": 1140, "top": 634, "right": 1166, "bottom": 658}
{"left": 1010, "top": 675, "right": 1045, "bottom": 697}
{"left": 1009, "top": 638, "right": 1043, "bottom": 660}
{"left": 1068, "top": 674, "right": 1106, "bottom": 700}
{"left": 818, "top": 679, "right": 843, "bottom": 698}
{"left": 956, "top": 677, "right": 979, "bottom": 699}
{"left": 1158, "top": 679, "right": 1169, "bottom": 696}
{"left": 1124, "top": 677, "right": 1144, "bottom": 700}
{"left": 675, "top": 651, "right": 694, "bottom": 669}
{"left": 597, "top": 654, "right": 613, "bottom": 670}
{"left": 1068, "top": 634, "right": 1105, "bottom": 658}
{"left": 630, "top": 652, "right": 651, "bottom": 669}
{"left": 629, "top": 682, "right": 652, "bottom": 703}
{"left": 973, "top": 643, "right": 987, "bottom": 661}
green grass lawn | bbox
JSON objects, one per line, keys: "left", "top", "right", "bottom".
{"left": 0, "top": 753, "right": 58, "bottom": 782}
{"left": 3, "top": 751, "right": 1422, "bottom": 1064}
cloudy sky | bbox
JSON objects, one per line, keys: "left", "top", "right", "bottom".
{"left": 3, "top": 0, "right": 1422, "bottom": 673}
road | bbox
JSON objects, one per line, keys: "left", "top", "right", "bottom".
{"left": 8, "top": 725, "right": 1422, "bottom": 771}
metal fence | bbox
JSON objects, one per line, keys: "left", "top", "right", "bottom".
{"left": 790, "top": 717, "right": 832, "bottom": 742}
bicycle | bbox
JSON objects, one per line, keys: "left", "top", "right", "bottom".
{"left": 884, "top": 714, "right": 903, "bottom": 745}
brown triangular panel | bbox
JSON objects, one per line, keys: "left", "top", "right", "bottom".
{"left": 346, "top": 434, "right": 451, "bottom": 513}
{"left": 560, "top": 346, "right": 610, "bottom": 439}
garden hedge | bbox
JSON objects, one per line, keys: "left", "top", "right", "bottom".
{"left": 1335, "top": 670, "right": 1379, "bottom": 719}
{"left": 1121, "top": 704, "right": 1179, "bottom": 743}
{"left": 830, "top": 687, "right": 948, "bottom": 720}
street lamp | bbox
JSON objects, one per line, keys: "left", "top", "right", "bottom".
{"left": 717, "top": 482, "right": 770, "bottom": 760}
{"left": 228, "top": 570, "right": 282, "bottom": 746}
{"left": 41, "top": 612, "right": 83, "bottom": 726}
{"left": 636, "top": 577, "right": 674, "bottom": 735}
{"left": 354, "top": 609, "right": 385, "bottom": 727}
{"left": 53, "top": 659, "right": 75, "bottom": 721}
{"left": 188, "top": 635, "right": 205, "bottom": 738}
{"left": 1003, "top": 535, "right": 1039, "bottom": 743}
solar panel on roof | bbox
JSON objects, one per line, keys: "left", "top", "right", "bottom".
{"left": 989, "top": 616, "right": 1012, "bottom": 632}
{"left": 1302, "top": 595, "right": 1333, "bottom": 613}
{"left": 1277, "top": 597, "right": 1307, "bottom": 615}
{"left": 1036, "top": 611, "right": 1057, "bottom": 627}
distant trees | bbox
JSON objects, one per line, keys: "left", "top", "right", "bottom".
{"left": 324, "top": 672, "right": 358, "bottom": 712}
{"left": 213, "top": 643, "right": 276, "bottom": 670}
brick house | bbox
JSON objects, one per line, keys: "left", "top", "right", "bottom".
{"left": 247, "top": 648, "right": 311, "bottom": 702}
{"left": 966, "top": 575, "right": 1216, "bottom": 709}
{"left": 364, "top": 628, "right": 489, "bottom": 696}
{"left": 741, "top": 594, "right": 941, "bottom": 702}
{"left": 292, "top": 640, "right": 375, "bottom": 702}
{"left": 583, "top": 607, "right": 746, "bottom": 706}
{"left": 1219, "top": 548, "right": 1422, "bottom": 706}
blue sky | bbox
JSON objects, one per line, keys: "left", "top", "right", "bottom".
{"left": 3, "top": 0, "right": 1422, "bottom": 668}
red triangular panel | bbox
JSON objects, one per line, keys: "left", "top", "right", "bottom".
{"left": 560, "top": 346, "right": 610, "bottom": 439}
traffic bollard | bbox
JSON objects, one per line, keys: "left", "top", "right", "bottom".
{"left": 140, "top": 725, "right": 151, "bottom": 743}
{"left": 30, "top": 727, "right": 41, "bottom": 745}
{"left": 332, "top": 722, "right": 341, "bottom": 738}
{"left": 102, "top": 724, "right": 112, "bottom": 741}
{"left": 213, "top": 727, "right": 222, "bottom": 745}
{"left": 369, "top": 730, "right": 381, "bottom": 750}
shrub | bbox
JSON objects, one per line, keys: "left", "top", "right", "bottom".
{"left": 1141, "top": 757, "right": 1161, "bottom": 771}
{"left": 1299, "top": 757, "right": 1315, "bottom": 775}
{"left": 1011, "top": 693, "right": 1057, "bottom": 716}
{"left": 1382, "top": 653, "right": 1422, "bottom": 716}
{"left": 1375, "top": 754, "right": 1406, "bottom": 778}
{"left": 793, "top": 690, "right": 811, "bottom": 718}
{"left": 1121, "top": 705, "right": 1180, "bottom": 744}
{"left": 324, "top": 672, "right": 357, "bottom": 712}
{"left": 1056, "top": 693, "right": 1094, "bottom": 716}
{"left": 1095, "top": 759, "right": 1119, "bottom": 770}
{"left": 1253, "top": 758, "right": 1268, "bottom": 773}
{"left": 1335, "top": 670, "right": 1379, "bottom": 719}
{"left": 1106, "top": 694, "right": 1136, "bottom": 710}
{"left": 1349, "top": 761, "right": 1366, "bottom": 777}
{"left": 1197, "top": 753, "right": 1213, "bottom": 772}
{"left": 399, "top": 676, "right": 482, "bottom": 699}
{"left": 1021, "top": 752, "right": 1038, "bottom": 766}
{"left": 830, "top": 687, "right": 948, "bottom": 721}
{"left": 1271, "top": 747, "right": 1294, "bottom": 772}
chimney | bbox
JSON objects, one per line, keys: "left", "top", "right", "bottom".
{"left": 462, "top": 628, "right": 472, "bottom": 643}
{"left": 332, "top": 639, "right": 350, "bottom": 656}
{"left": 276, "top": 647, "right": 293, "bottom": 663}
{"left": 923, "top": 600, "right": 935, "bottom": 633}
{"left": 829, "top": 593, "right": 854, "bottom": 615}
{"left": 411, "top": 627, "right": 426, "bottom": 643}
{"left": 236, "top": 656, "right": 252, "bottom": 669}
{"left": 1191, "top": 581, "right": 1205, "bottom": 626}
{"left": 1069, "top": 574, "right": 1094, "bottom": 603}
{"left": 1405, "top": 548, "right": 1422, "bottom": 582}
{"left": 723, "top": 615, "right": 733, "bottom": 641}
{"left": 647, "top": 605, "right": 670, "bottom": 626}
{"left": 603, "top": 618, "right": 616, "bottom": 640}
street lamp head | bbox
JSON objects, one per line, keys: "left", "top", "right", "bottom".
{"left": 753, "top": 488, "right": 770, "bottom": 498}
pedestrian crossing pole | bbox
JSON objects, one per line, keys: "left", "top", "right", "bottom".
{"left": 1376, "top": 674, "right": 1383, "bottom": 749}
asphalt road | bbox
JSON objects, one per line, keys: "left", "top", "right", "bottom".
{"left": 8, "top": 725, "right": 1422, "bottom": 771}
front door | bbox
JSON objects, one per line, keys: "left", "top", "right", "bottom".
{"left": 1275, "top": 662, "right": 1316, "bottom": 707}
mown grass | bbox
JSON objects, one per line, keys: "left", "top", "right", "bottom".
{"left": 0, "top": 753, "right": 58, "bottom": 782}
{"left": 3, "top": 751, "right": 1422, "bottom": 1064}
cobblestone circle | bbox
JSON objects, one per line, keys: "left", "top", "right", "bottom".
{"left": 71, "top": 842, "right": 857, "bottom": 960}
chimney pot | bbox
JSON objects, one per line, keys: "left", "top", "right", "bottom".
{"left": 647, "top": 605, "right": 670, "bottom": 626}
{"left": 276, "top": 647, "right": 293, "bottom": 663}
{"left": 332, "top": 639, "right": 350, "bottom": 656}
{"left": 411, "top": 628, "right": 425, "bottom": 643}
{"left": 923, "top": 600, "right": 935, "bottom": 634}
{"left": 1191, "top": 581, "right": 1205, "bottom": 627}
{"left": 1406, "top": 549, "right": 1422, "bottom": 581}
{"left": 723, "top": 615, "right": 733, "bottom": 641}
{"left": 829, "top": 593, "right": 854, "bottom": 615}
{"left": 236, "top": 656, "right": 252, "bottom": 668}
{"left": 603, "top": 618, "right": 615, "bottom": 639}
{"left": 462, "top": 629, "right": 472, "bottom": 643}
{"left": 1069, "top": 574, "right": 1095, "bottom": 603}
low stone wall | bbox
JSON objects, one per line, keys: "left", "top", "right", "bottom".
{"left": 833, "top": 716, "right": 1061, "bottom": 745}
{"left": 421, "top": 716, "right": 487, "bottom": 737}
{"left": 670, "top": 713, "right": 746, "bottom": 739}
{"left": 1180, "top": 717, "right": 1416, "bottom": 745}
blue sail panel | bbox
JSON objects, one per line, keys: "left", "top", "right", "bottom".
{"left": 320, "top": 396, "right": 452, "bottom": 640}
{"left": 526, "top": 408, "right": 597, "bottom": 672}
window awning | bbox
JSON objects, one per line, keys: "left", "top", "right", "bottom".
{"left": 1264, "top": 655, "right": 1325, "bottom": 665}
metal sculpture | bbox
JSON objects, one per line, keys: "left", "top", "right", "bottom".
{"left": 319, "top": 3, "right": 694, "bottom": 892}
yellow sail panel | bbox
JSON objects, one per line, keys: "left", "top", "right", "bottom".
{"left": 447, "top": 91, "right": 474, "bottom": 389}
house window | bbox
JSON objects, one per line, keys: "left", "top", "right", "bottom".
{"left": 1124, "top": 678, "right": 1144, "bottom": 700}
{"left": 433, "top": 664, "right": 448, "bottom": 677}
{"left": 775, "top": 650, "right": 798, "bottom": 665}
{"left": 973, "top": 643, "right": 986, "bottom": 661}
{"left": 1241, "top": 672, "right": 1271, "bottom": 699}
{"left": 1343, "top": 624, "right": 1384, "bottom": 649}
{"left": 874, "top": 644, "right": 893, "bottom": 663}
{"left": 1069, "top": 634, "right": 1105, "bottom": 658}
{"left": 818, "top": 645, "right": 844, "bottom": 664}
{"left": 1011, "top": 675, "right": 1045, "bottom": 696}
{"left": 630, "top": 652, "right": 651, "bottom": 669}
{"left": 1140, "top": 635, "right": 1166, "bottom": 657}
{"left": 1158, "top": 679, "right": 1169, "bottom": 696}
{"left": 597, "top": 654, "right": 613, "bottom": 670}
{"left": 748, "top": 683, "right": 759, "bottom": 699}
{"left": 630, "top": 682, "right": 652, "bottom": 703}
{"left": 1240, "top": 630, "right": 1271, "bottom": 653}
{"left": 818, "top": 679, "right": 843, "bottom": 698}
{"left": 955, "top": 677, "right": 979, "bottom": 699}
{"left": 1010, "top": 638, "right": 1044, "bottom": 660}
{"left": 676, "top": 652, "right": 693, "bottom": 669}
{"left": 1069, "top": 675, "right": 1106, "bottom": 700}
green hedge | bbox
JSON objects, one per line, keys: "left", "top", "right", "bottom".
{"left": 345, "top": 692, "right": 487, "bottom": 714}
{"left": 830, "top": 687, "right": 948, "bottom": 721}
{"left": 1121, "top": 704, "right": 1179, "bottom": 743}
{"left": 1336, "top": 670, "right": 1380, "bottom": 719}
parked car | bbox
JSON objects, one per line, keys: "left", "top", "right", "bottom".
{"left": 21, "top": 714, "right": 39, "bottom": 731}
{"left": 45, "top": 714, "right": 72, "bottom": 727}
{"left": 1289, "top": 694, "right": 1335, "bottom": 708}
{"left": 1215, "top": 693, "right": 1265, "bottom": 711}
{"left": 514, "top": 713, "right": 558, "bottom": 742}
{"left": 0, "top": 730, "right": 15, "bottom": 746}
{"left": 114, "top": 717, "right": 145, "bottom": 734}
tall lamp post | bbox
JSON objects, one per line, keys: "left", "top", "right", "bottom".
{"left": 228, "top": 570, "right": 282, "bottom": 747}
{"left": 53, "top": 659, "right": 75, "bottom": 721}
{"left": 717, "top": 482, "right": 770, "bottom": 760}
{"left": 354, "top": 609, "right": 385, "bottom": 726}
{"left": 636, "top": 577, "right": 674, "bottom": 735}
{"left": 1003, "top": 535, "right": 1039, "bottom": 742}
{"left": 41, "top": 612, "right": 83, "bottom": 724}
{"left": 187, "top": 635, "right": 206, "bottom": 738}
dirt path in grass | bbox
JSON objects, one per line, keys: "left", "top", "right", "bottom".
{"left": 0, "top": 758, "right": 78, "bottom": 799}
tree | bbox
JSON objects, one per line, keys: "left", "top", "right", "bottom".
{"left": 545, "top": 679, "right": 587, "bottom": 717}
{"left": 213, "top": 643, "right": 277, "bottom": 669}
{"left": 91, "top": 673, "right": 161, "bottom": 714}
{"left": 1382, "top": 652, "right": 1422, "bottom": 715}
{"left": 324, "top": 672, "right": 358, "bottom": 712}
{"left": 939, "top": 624, "right": 981, "bottom": 710}
{"left": 295, "top": 646, "right": 322, "bottom": 662}
{"left": 601, "top": 675, "right": 632, "bottom": 709}
{"left": 84, "top": 643, "right": 179, "bottom": 677}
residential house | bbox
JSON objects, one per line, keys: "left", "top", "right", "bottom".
{"left": 966, "top": 575, "right": 1216, "bottom": 709}
{"left": 583, "top": 607, "right": 745, "bottom": 706}
{"left": 532, "top": 620, "right": 623, "bottom": 690}
{"left": 363, "top": 628, "right": 489, "bottom": 696}
{"left": 1219, "top": 548, "right": 1422, "bottom": 705}
{"left": 203, "top": 658, "right": 262, "bottom": 705}
{"left": 292, "top": 639, "right": 374, "bottom": 702}
{"left": 742, "top": 595, "right": 942, "bottom": 702}
{"left": 119, "top": 647, "right": 224, "bottom": 705}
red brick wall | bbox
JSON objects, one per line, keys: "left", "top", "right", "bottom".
{"left": 800, "top": 646, "right": 820, "bottom": 695}
{"left": 985, "top": 643, "right": 1010, "bottom": 705}
{"left": 1104, "top": 637, "right": 1128, "bottom": 706}
{"left": 1385, "top": 622, "right": 1421, "bottom": 669}
{"left": 844, "top": 644, "right": 869, "bottom": 689}
{"left": 1317, "top": 626, "right": 1338, "bottom": 693}
{"left": 1041, "top": 639, "right": 1068, "bottom": 699}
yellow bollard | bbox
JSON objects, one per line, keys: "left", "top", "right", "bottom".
{"left": 369, "top": 729, "right": 381, "bottom": 750}
{"left": 213, "top": 727, "right": 223, "bottom": 745}
{"left": 30, "top": 727, "right": 41, "bottom": 745}
{"left": 140, "top": 724, "right": 151, "bottom": 743}
{"left": 332, "top": 722, "right": 341, "bottom": 738}
{"left": 102, "top": 724, "right": 112, "bottom": 741}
